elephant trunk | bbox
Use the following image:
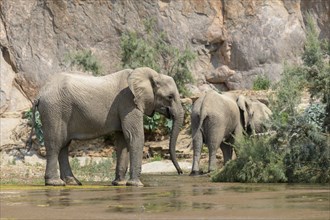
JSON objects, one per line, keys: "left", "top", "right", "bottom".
{"left": 169, "top": 101, "right": 184, "bottom": 175}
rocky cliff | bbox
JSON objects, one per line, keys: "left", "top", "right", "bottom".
{"left": 0, "top": 0, "right": 329, "bottom": 114}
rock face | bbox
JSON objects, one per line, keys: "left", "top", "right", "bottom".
{"left": 0, "top": 0, "right": 329, "bottom": 97}
{"left": 225, "top": 0, "right": 305, "bottom": 89}
{"left": 0, "top": 0, "right": 329, "bottom": 148}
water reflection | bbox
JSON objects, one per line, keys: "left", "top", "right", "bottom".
{"left": 1, "top": 175, "right": 329, "bottom": 219}
{"left": 45, "top": 189, "right": 72, "bottom": 207}
{"left": 192, "top": 186, "right": 218, "bottom": 196}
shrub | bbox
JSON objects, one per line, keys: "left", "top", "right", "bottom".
{"left": 212, "top": 136, "right": 287, "bottom": 183}
{"left": 212, "top": 62, "right": 329, "bottom": 183}
{"left": 302, "top": 14, "right": 330, "bottom": 133}
{"left": 24, "top": 108, "right": 44, "bottom": 146}
{"left": 120, "top": 18, "right": 196, "bottom": 97}
{"left": 304, "top": 103, "right": 326, "bottom": 130}
{"left": 65, "top": 50, "right": 102, "bottom": 76}
{"left": 70, "top": 157, "right": 114, "bottom": 182}
{"left": 252, "top": 75, "right": 271, "bottom": 90}
{"left": 144, "top": 112, "right": 172, "bottom": 141}
{"left": 120, "top": 17, "right": 196, "bottom": 137}
{"left": 283, "top": 116, "right": 329, "bottom": 183}
{"left": 150, "top": 154, "right": 163, "bottom": 162}
{"left": 269, "top": 61, "right": 329, "bottom": 183}
{"left": 120, "top": 31, "right": 160, "bottom": 72}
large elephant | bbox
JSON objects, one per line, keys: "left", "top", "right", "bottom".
{"left": 29, "top": 67, "right": 184, "bottom": 187}
{"left": 190, "top": 90, "right": 254, "bottom": 175}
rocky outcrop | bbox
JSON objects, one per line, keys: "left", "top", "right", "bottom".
{"left": 1, "top": 0, "right": 329, "bottom": 97}
{"left": 0, "top": 0, "right": 329, "bottom": 149}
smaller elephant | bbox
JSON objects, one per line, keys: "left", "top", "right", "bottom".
{"left": 190, "top": 90, "right": 252, "bottom": 175}
{"left": 247, "top": 99, "right": 272, "bottom": 135}
{"left": 190, "top": 91, "right": 272, "bottom": 175}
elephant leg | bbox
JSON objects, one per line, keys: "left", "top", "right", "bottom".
{"left": 207, "top": 143, "right": 218, "bottom": 173}
{"left": 44, "top": 140, "right": 65, "bottom": 186}
{"left": 59, "top": 142, "right": 82, "bottom": 185}
{"left": 220, "top": 136, "right": 234, "bottom": 165}
{"left": 122, "top": 112, "right": 144, "bottom": 187}
{"left": 190, "top": 129, "right": 204, "bottom": 176}
{"left": 112, "top": 132, "right": 129, "bottom": 186}
{"left": 126, "top": 134, "right": 144, "bottom": 187}
{"left": 206, "top": 127, "right": 224, "bottom": 173}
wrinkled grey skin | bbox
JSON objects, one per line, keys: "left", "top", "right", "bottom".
{"left": 190, "top": 91, "right": 253, "bottom": 175}
{"left": 36, "top": 67, "right": 184, "bottom": 187}
{"left": 248, "top": 99, "right": 272, "bottom": 135}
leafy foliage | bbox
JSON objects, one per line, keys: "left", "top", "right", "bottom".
{"left": 144, "top": 112, "right": 172, "bottom": 141}
{"left": 282, "top": 117, "right": 329, "bottom": 183}
{"left": 212, "top": 136, "right": 287, "bottom": 183}
{"left": 70, "top": 157, "right": 114, "bottom": 182}
{"left": 120, "top": 17, "right": 196, "bottom": 97}
{"left": 65, "top": 50, "right": 102, "bottom": 76}
{"left": 252, "top": 75, "right": 271, "bottom": 90}
{"left": 121, "top": 31, "right": 160, "bottom": 72}
{"left": 212, "top": 14, "right": 330, "bottom": 183}
{"left": 120, "top": 17, "right": 196, "bottom": 138}
{"left": 304, "top": 103, "right": 326, "bottom": 130}
{"left": 24, "top": 109, "right": 44, "bottom": 146}
{"left": 302, "top": 14, "right": 330, "bottom": 132}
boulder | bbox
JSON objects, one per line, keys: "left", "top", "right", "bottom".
{"left": 142, "top": 161, "right": 192, "bottom": 174}
{"left": 205, "top": 65, "right": 235, "bottom": 84}
{"left": 0, "top": 51, "right": 30, "bottom": 114}
{"left": 0, "top": 0, "right": 329, "bottom": 93}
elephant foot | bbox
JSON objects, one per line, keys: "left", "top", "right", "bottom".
{"left": 189, "top": 170, "right": 204, "bottom": 176}
{"left": 63, "top": 176, "right": 82, "bottom": 186}
{"left": 126, "top": 179, "right": 144, "bottom": 187}
{"left": 45, "top": 178, "right": 66, "bottom": 186}
{"left": 112, "top": 179, "right": 127, "bottom": 186}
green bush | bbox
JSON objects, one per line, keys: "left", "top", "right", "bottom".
{"left": 120, "top": 18, "right": 196, "bottom": 97}
{"left": 71, "top": 157, "right": 114, "bottom": 182}
{"left": 150, "top": 154, "right": 163, "bottom": 162}
{"left": 65, "top": 50, "right": 102, "bottom": 76}
{"left": 269, "top": 60, "right": 329, "bottom": 183}
{"left": 304, "top": 103, "right": 326, "bottom": 130}
{"left": 212, "top": 136, "right": 287, "bottom": 183}
{"left": 121, "top": 31, "right": 160, "bottom": 72}
{"left": 252, "top": 75, "right": 271, "bottom": 90}
{"left": 302, "top": 13, "right": 330, "bottom": 132}
{"left": 213, "top": 63, "right": 329, "bottom": 183}
{"left": 283, "top": 117, "right": 329, "bottom": 183}
{"left": 24, "top": 108, "right": 44, "bottom": 146}
{"left": 143, "top": 113, "right": 172, "bottom": 141}
{"left": 120, "top": 17, "right": 196, "bottom": 137}
{"left": 213, "top": 53, "right": 329, "bottom": 183}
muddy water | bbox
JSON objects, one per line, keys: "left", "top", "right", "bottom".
{"left": 1, "top": 174, "right": 329, "bottom": 219}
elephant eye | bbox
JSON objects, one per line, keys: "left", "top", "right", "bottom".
{"left": 167, "top": 94, "right": 174, "bottom": 100}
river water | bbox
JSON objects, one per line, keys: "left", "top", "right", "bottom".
{"left": 1, "top": 174, "right": 329, "bottom": 219}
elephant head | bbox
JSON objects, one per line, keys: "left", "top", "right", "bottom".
{"left": 236, "top": 95, "right": 254, "bottom": 133}
{"left": 128, "top": 67, "right": 184, "bottom": 174}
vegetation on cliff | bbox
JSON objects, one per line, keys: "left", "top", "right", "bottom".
{"left": 212, "top": 14, "right": 330, "bottom": 183}
{"left": 120, "top": 18, "right": 195, "bottom": 140}
{"left": 120, "top": 18, "right": 195, "bottom": 97}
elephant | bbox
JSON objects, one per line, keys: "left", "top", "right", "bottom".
{"left": 190, "top": 90, "right": 255, "bottom": 175}
{"left": 28, "top": 67, "right": 184, "bottom": 187}
{"left": 248, "top": 99, "right": 272, "bottom": 135}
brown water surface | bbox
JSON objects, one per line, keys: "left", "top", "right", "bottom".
{"left": 1, "top": 174, "right": 329, "bottom": 219}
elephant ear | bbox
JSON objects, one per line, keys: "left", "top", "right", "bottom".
{"left": 236, "top": 95, "right": 253, "bottom": 130}
{"left": 127, "top": 67, "right": 160, "bottom": 116}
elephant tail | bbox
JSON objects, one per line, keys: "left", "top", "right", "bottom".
{"left": 26, "top": 99, "right": 39, "bottom": 152}
{"left": 191, "top": 91, "right": 210, "bottom": 142}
